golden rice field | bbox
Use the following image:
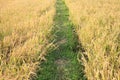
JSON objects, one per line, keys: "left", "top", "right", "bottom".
{"left": 0, "top": 0, "right": 120, "bottom": 80}
{"left": 65, "top": 0, "right": 120, "bottom": 80}
{"left": 0, "top": 0, "right": 55, "bottom": 79}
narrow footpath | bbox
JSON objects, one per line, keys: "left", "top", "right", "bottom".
{"left": 37, "top": 0, "right": 86, "bottom": 80}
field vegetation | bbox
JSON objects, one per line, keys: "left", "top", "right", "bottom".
{"left": 0, "top": 0, "right": 55, "bottom": 79}
{"left": 0, "top": 0, "right": 120, "bottom": 80}
{"left": 65, "top": 0, "right": 120, "bottom": 80}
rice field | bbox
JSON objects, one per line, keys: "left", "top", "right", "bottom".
{"left": 65, "top": 0, "right": 120, "bottom": 80}
{"left": 0, "top": 0, "right": 120, "bottom": 80}
{"left": 0, "top": 0, "right": 55, "bottom": 79}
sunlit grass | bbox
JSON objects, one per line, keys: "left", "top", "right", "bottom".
{"left": 0, "top": 0, "right": 55, "bottom": 79}
{"left": 65, "top": 0, "right": 120, "bottom": 79}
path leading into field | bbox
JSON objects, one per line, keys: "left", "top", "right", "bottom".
{"left": 37, "top": 0, "right": 86, "bottom": 80}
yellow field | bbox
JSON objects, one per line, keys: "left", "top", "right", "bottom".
{"left": 0, "top": 0, "right": 55, "bottom": 79}
{"left": 1, "top": 0, "right": 120, "bottom": 79}
{"left": 65, "top": 0, "right": 120, "bottom": 80}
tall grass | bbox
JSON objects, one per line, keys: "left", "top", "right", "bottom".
{"left": 65, "top": 0, "right": 120, "bottom": 80}
{"left": 0, "top": 0, "right": 55, "bottom": 79}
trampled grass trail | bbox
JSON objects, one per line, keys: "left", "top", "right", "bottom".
{"left": 37, "top": 0, "right": 86, "bottom": 80}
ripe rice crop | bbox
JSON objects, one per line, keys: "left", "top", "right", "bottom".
{"left": 65, "top": 0, "right": 120, "bottom": 80}
{"left": 0, "top": 0, "right": 55, "bottom": 79}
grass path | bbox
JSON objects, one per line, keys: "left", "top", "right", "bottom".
{"left": 37, "top": 0, "right": 86, "bottom": 80}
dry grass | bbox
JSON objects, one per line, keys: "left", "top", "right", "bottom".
{"left": 65, "top": 0, "right": 120, "bottom": 80}
{"left": 0, "top": 0, "right": 55, "bottom": 79}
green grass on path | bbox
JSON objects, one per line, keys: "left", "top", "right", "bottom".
{"left": 36, "top": 0, "right": 86, "bottom": 80}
